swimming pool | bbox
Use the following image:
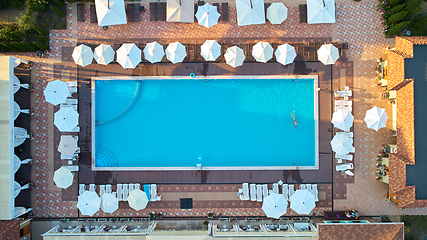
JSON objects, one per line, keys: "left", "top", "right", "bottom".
{"left": 91, "top": 75, "right": 319, "bottom": 170}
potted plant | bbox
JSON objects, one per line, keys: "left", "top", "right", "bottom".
{"left": 155, "top": 212, "right": 162, "bottom": 218}
{"left": 207, "top": 212, "right": 213, "bottom": 218}
{"left": 29, "top": 182, "right": 34, "bottom": 190}
{"left": 149, "top": 212, "right": 155, "bottom": 219}
{"left": 390, "top": 130, "right": 397, "bottom": 136}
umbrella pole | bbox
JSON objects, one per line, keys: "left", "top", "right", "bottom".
{"left": 322, "top": 0, "right": 325, "bottom": 7}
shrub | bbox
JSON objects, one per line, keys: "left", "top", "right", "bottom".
{"left": 12, "top": 42, "right": 29, "bottom": 51}
{"left": 22, "top": 41, "right": 38, "bottom": 51}
{"left": 60, "top": 22, "right": 66, "bottom": 29}
{"left": 0, "top": 43, "right": 9, "bottom": 51}
{"left": 35, "top": 35, "right": 47, "bottom": 42}
{"left": 50, "top": 5, "right": 64, "bottom": 17}
{"left": 404, "top": 0, "right": 422, "bottom": 15}
{"left": 34, "top": 26, "right": 48, "bottom": 35}
{"left": 0, "top": 0, "right": 9, "bottom": 10}
{"left": 10, "top": 0, "right": 25, "bottom": 7}
{"left": 411, "top": 18, "right": 427, "bottom": 30}
{"left": 388, "top": 0, "right": 401, "bottom": 7}
{"left": 389, "top": 3, "right": 405, "bottom": 13}
{"left": 387, "top": 11, "right": 407, "bottom": 24}
{"left": 4, "top": 42, "right": 20, "bottom": 52}
{"left": 26, "top": 0, "right": 48, "bottom": 13}
{"left": 17, "top": 13, "right": 35, "bottom": 31}
{"left": 33, "top": 41, "right": 48, "bottom": 50}
{"left": 52, "top": 0, "right": 63, "bottom": 7}
{"left": 386, "top": 21, "right": 410, "bottom": 36}
{"left": 0, "top": 24, "right": 26, "bottom": 41}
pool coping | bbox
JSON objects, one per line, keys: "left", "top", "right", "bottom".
{"left": 91, "top": 75, "right": 319, "bottom": 171}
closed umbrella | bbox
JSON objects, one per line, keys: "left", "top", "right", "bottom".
{"left": 58, "top": 135, "right": 78, "bottom": 156}
{"left": 330, "top": 133, "right": 353, "bottom": 155}
{"left": 14, "top": 181, "right": 30, "bottom": 198}
{"left": 252, "top": 41, "right": 273, "bottom": 63}
{"left": 128, "top": 189, "right": 148, "bottom": 210}
{"left": 77, "top": 191, "right": 101, "bottom": 216}
{"left": 331, "top": 109, "right": 354, "bottom": 132}
{"left": 14, "top": 101, "right": 30, "bottom": 120}
{"left": 364, "top": 106, "right": 389, "bottom": 131}
{"left": 200, "top": 40, "right": 221, "bottom": 61}
{"left": 95, "top": 0, "right": 127, "bottom": 26}
{"left": 94, "top": 44, "right": 115, "bottom": 65}
{"left": 14, "top": 155, "right": 32, "bottom": 174}
{"left": 117, "top": 43, "right": 141, "bottom": 69}
{"left": 266, "top": 3, "right": 288, "bottom": 24}
{"left": 44, "top": 79, "right": 70, "bottom": 106}
{"left": 54, "top": 107, "right": 79, "bottom": 132}
{"left": 195, "top": 3, "right": 220, "bottom": 28}
{"left": 53, "top": 166, "right": 74, "bottom": 189}
{"left": 262, "top": 193, "right": 288, "bottom": 219}
{"left": 236, "top": 0, "right": 266, "bottom": 26}
{"left": 289, "top": 189, "right": 316, "bottom": 215}
{"left": 317, "top": 44, "right": 339, "bottom": 65}
{"left": 275, "top": 43, "right": 297, "bottom": 66}
{"left": 307, "top": 0, "right": 335, "bottom": 24}
{"left": 100, "top": 193, "right": 119, "bottom": 213}
{"left": 166, "top": 42, "right": 187, "bottom": 64}
{"left": 224, "top": 46, "right": 245, "bottom": 68}
{"left": 14, "top": 127, "right": 30, "bottom": 147}
{"left": 143, "top": 41, "right": 165, "bottom": 64}
{"left": 72, "top": 44, "right": 93, "bottom": 67}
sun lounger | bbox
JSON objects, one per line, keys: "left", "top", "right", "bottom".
{"left": 262, "top": 184, "right": 268, "bottom": 199}
{"left": 250, "top": 184, "right": 256, "bottom": 201}
{"left": 150, "top": 184, "right": 156, "bottom": 201}
{"left": 336, "top": 163, "right": 353, "bottom": 172}
{"left": 345, "top": 170, "right": 354, "bottom": 176}
{"left": 61, "top": 153, "right": 78, "bottom": 160}
{"left": 282, "top": 184, "right": 288, "bottom": 201}
{"left": 68, "top": 81, "right": 78, "bottom": 94}
{"left": 65, "top": 165, "right": 79, "bottom": 172}
{"left": 123, "top": 184, "right": 129, "bottom": 201}
{"left": 311, "top": 184, "right": 319, "bottom": 201}
{"left": 294, "top": 222, "right": 309, "bottom": 231}
{"left": 242, "top": 183, "right": 249, "bottom": 201}
{"left": 256, "top": 185, "right": 263, "bottom": 202}
{"left": 288, "top": 185, "right": 295, "bottom": 198}
{"left": 300, "top": 184, "right": 306, "bottom": 190}
{"left": 134, "top": 3, "right": 142, "bottom": 22}
{"left": 90, "top": 5, "right": 97, "bottom": 23}
{"left": 135, "top": 183, "right": 140, "bottom": 190}
{"left": 272, "top": 183, "right": 279, "bottom": 194}
{"left": 88, "top": 184, "right": 95, "bottom": 192}
{"left": 306, "top": 184, "right": 312, "bottom": 194}
{"left": 336, "top": 153, "right": 353, "bottom": 161}
{"left": 221, "top": 2, "right": 228, "bottom": 21}
{"left": 79, "top": 184, "right": 85, "bottom": 195}
{"left": 99, "top": 185, "right": 105, "bottom": 196}
{"left": 334, "top": 100, "right": 352, "bottom": 112}
{"left": 336, "top": 132, "right": 353, "bottom": 138}
{"left": 117, "top": 184, "right": 123, "bottom": 201}
{"left": 106, "top": 184, "right": 112, "bottom": 194}
{"left": 143, "top": 184, "right": 150, "bottom": 201}
{"left": 126, "top": 4, "right": 135, "bottom": 23}
{"left": 129, "top": 183, "right": 135, "bottom": 193}
{"left": 77, "top": 4, "right": 84, "bottom": 22}
{"left": 299, "top": 4, "right": 307, "bottom": 23}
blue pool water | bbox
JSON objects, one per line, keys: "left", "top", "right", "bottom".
{"left": 94, "top": 78, "right": 317, "bottom": 168}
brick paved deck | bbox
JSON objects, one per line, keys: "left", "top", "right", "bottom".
{"left": 3, "top": 0, "right": 427, "bottom": 220}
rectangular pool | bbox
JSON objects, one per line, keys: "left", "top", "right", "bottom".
{"left": 91, "top": 76, "right": 319, "bottom": 170}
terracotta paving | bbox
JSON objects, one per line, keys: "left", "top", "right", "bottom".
{"left": 2, "top": 0, "right": 427, "bottom": 220}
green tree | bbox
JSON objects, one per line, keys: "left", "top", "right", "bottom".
{"left": 9, "top": 0, "right": 25, "bottom": 7}
{"left": 17, "top": 13, "right": 35, "bottom": 31}
{"left": 386, "top": 21, "right": 410, "bottom": 36}
{"left": 387, "top": 11, "right": 408, "bottom": 24}
{"left": 0, "top": 24, "right": 26, "bottom": 41}
{"left": 26, "top": 0, "right": 48, "bottom": 13}
{"left": 50, "top": 5, "right": 64, "bottom": 17}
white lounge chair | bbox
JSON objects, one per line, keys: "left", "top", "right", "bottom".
{"left": 344, "top": 86, "right": 349, "bottom": 91}
{"left": 299, "top": 184, "right": 306, "bottom": 190}
{"left": 242, "top": 183, "right": 250, "bottom": 201}
{"left": 294, "top": 222, "right": 309, "bottom": 231}
{"left": 116, "top": 184, "right": 123, "bottom": 201}
{"left": 336, "top": 132, "right": 353, "bottom": 138}
{"left": 129, "top": 183, "right": 135, "bottom": 192}
{"left": 282, "top": 184, "right": 288, "bottom": 201}
{"left": 336, "top": 163, "right": 353, "bottom": 172}
{"left": 334, "top": 100, "right": 352, "bottom": 112}
{"left": 256, "top": 185, "right": 263, "bottom": 202}
{"left": 272, "top": 183, "right": 279, "bottom": 194}
{"left": 60, "top": 98, "right": 78, "bottom": 110}
{"left": 89, "top": 184, "right": 96, "bottom": 192}
{"left": 99, "top": 185, "right": 106, "bottom": 196}
{"left": 68, "top": 81, "right": 78, "bottom": 94}
{"left": 306, "top": 184, "right": 312, "bottom": 194}
{"left": 65, "top": 165, "right": 79, "bottom": 172}
{"left": 106, "top": 184, "right": 112, "bottom": 194}
{"left": 288, "top": 185, "right": 295, "bottom": 198}
{"left": 123, "top": 184, "right": 129, "bottom": 201}
{"left": 262, "top": 184, "right": 268, "bottom": 199}
{"left": 336, "top": 154, "right": 353, "bottom": 161}
{"left": 345, "top": 170, "right": 354, "bottom": 176}
{"left": 79, "top": 184, "right": 85, "bottom": 196}
{"left": 150, "top": 184, "right": 161, "bottom": 201}
{"left": 312, "top": 184, "right": 319, "bottom": 201}
{"left": 134, "top": 183, "right": 141, "bottom": 191}
{"left": 250, "top": 184, "right": 256, "bottom": 201}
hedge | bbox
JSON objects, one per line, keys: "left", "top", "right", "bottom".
{"left": 33, "top": 41, "right": 48, "bottom": 50}
{"left": 52, "top": 0, "right": 64, "bottom": 7}
{"left": 36, "top": 35, "right": 47, "bottom": 42}
{"left": 22, "top": 41, "right": 38, "bottom": 51}
{"left": 34, "top": 26, "right": 48, "bottom": 35}
{"left": 389, "top": 4, "right": 405, "bottom": 13}
{"left": 411, "top": 18, "right": 427, "bottom": 30}
{"left": 387, "top": 11, "right": 408, "bottom": 24}
{"left": 50, "top": 5, "right": 64, "bottom": 17}
{"left": 388, "top": 0, "right": 401, "bottom": 7}
{"left": 12, "top": 42, "right": 29, "bottom": 51}
{"left": 386, "top": 21, "right": 410, "bottom": 36}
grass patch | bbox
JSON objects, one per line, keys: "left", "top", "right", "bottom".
{"left": 401, "top": 215, "right": 427, "bottom": 240}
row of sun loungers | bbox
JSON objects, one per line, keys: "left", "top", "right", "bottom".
{"left": 239, "top": 183, "right": 318, "bottom": 202}
{"left": 78, "top": 184, "right": 161, "bottom": 202}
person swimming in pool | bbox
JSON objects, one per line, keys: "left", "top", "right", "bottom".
{"left": 291, "top": 111, "right": 298, "bottom": 129}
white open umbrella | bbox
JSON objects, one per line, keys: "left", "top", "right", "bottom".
{"left": 252, "top": 41, "right": 273, "bottom": 63}
{"left": 364, "top": 106, "right": 389, "bottom": 131}
{"left": 225, "top": 46, "right": 245, "bottom": 68}
{"left": 236, "top": 0, "right": 266, "bottom": 26}
{"left": 167, "top": 0, "right": 194, "bottom": 22}
{"left": 58, "top": 135, "right": 78, "bottom": 156}
{"left": 94, "top": 44, "right": 115, "bottom": 65}
{"left": 166, "top": 42, "right": 187, "bottom": 64}
{"left": 77, "top": 191, "right": 101, "bottom": 216}
{"left": 72, "top": 44, "right": 93, "bottom": 67}
{"left": 95, "top": 0, "right": 127, "bottom": 26}
{"left": 201, "top": 40, "right": 221, "bottom": 61}
{"left": 331, "top": 109, "right": 354, "bottom": 132}
{"left": 128, "top": 189, "right": 148, "bottom": 210}
{"left": 100, "top": 193, "right": 119, "bottom": 213}
{"left": 266, "top": 3, "right": 288, "bottom": 24}
{"left": 307, "top": 0, "right": 335, "bottom": 24}
{"left": 262, "top": 193, "right": 288, "bottom": 219}
{"left": 330, "top": 133, "right": 353, "bottom": 155}
{"left": 44, "top": 79, "right": 70, "bottom": 106}
{"left": 143, "top": 41, "right": 165, "bottom": 64}
{"left": 275, "top": 43, "right": 297, "bottom": 66}
{"left": 54, "top": 107, "right": 79, "bottom": 132}
{"left": 53, "top": 166, "right": 74, "bottom": 189}
{"left": 317, "top": 44, "right": 339, "bottom": 65}
{"left": 117, "top": 43, "right": 141, "bottom": 69}
{"left": 289, "top": 189, "right": 316, "bottom": 215}
{"left": 195, "top": 3, "right": 220, "bottom": 28}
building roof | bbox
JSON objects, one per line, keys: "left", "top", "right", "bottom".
{"left": 388, "top": 154, "right": 406, "bottom": 194}
{"left": 0, "top": 220, "right": 20, "bottom": 240}
{"left": 317, "top": 223, "right": 404, "bottom": 240}
{"left": 395, "top": 80, "right": 415, "bottom": 164}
